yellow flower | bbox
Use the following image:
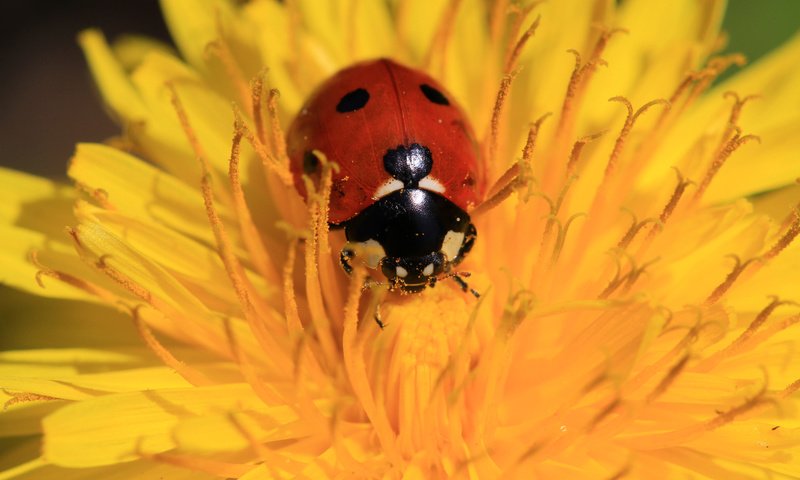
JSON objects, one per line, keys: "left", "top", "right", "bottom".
{"left": 2, "top": 0, "right": 800, "bottom": 478}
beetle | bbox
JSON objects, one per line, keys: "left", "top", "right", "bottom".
{"left": 287, "top": 59, "right": 481, "bottom": 294}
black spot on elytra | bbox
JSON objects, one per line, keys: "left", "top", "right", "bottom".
{"left": 303, "top": 151, "right": 320, "bottom": 174}
{"left": 332, "top": 178, "right": 348, "bottom": 199}
{"left": 462, "top": 174, "right": 475, "bottom": 187}
{"left": 336, "top": 88, "right": 369, "bottom": 112}
{"left": 420, "top": 84, "right": 449, "bottom": 106}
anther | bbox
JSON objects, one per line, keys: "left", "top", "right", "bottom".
{"left": 764, "top": 210, "right": 800, "bottom": 260}
{"left": 693, "top": 128, "right": 761, "bottom": 201}
{"left": 566, "top": 131, "right": 605, "bottom": 175}
{"left": 705, "top": 255, "right": 762, "bottom": 305}
{"left": 250, "top": 70, "right": 267, "bottom": 144}
{"left": 605, "top": 97, "right": 669, "bottom": 178}
{"left": 483, "top": 72, "right": 517, "bottom": 180}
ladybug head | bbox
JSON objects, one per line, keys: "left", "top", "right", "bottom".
{"left": 380, "top": 252, "right": 445, "bottom": 293}
{"left": 339, "top": 187, "right": 476, "bottom": 294}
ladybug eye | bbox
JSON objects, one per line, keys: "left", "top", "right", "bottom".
{"left": 303, "top": 151, "right": 321, "bottom": 174}
{"left": 336, "top": 88, "right": 370, "bottom": 112}
{"left": 420, "top": 84, "right": 449, "bottom": 106}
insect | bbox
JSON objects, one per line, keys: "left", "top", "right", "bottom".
{"left": 287, "top": 59, "right": 481, "bottom": 295}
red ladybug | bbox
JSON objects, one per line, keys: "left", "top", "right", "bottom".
{"left": 287, "top": 59, "right": 481, "bottom": 294}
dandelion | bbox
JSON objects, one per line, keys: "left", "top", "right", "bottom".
{"left": 2, "top": 1, "right": 800, "bottom": 478}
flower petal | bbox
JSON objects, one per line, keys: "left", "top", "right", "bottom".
{"left": 42, "top": 384, "right": 262, "bottom": 467}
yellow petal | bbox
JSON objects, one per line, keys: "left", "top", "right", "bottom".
{"left": 78, "top": 29, "right": 148, "bottom": 124}
{"left": 0, "top": 289, "right": 135, "bottom": 350}
{"left": 0, "top": 456, "right": 216, "bottom": 480}
{"left": 42, "top": 384, "right": 263, "bottom": 467}
{"left": 159, "top": 0, "right": 232, "bottom": 73}
{"left": 703, "top": 32, "right": 800, "bottom": 202}
{"left": 67, "top": 143, "right": 216, "bottom": 246}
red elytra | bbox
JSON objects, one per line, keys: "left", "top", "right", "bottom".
{"left": 286, "top": 59, "right": 482, "bottom": 295}
{"left": 287, "top": 58, "right": 482, "bottom": 224}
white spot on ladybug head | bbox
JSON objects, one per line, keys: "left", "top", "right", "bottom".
{"left": 351, "top": 239, "right": 386, "bottom": 269}
{"left": 418, "top": 176, "right": 445, "bottom": 194}
{"left": 440, "top": 230, "right": 465, "bottom": 261}
{"left": 396, "top": 266, "right": 409, "bottom": 278}
{"left": 373, "top": 178, "right": 404, "bottom": 200}
{"left": 422, "top": 263, "right": 435, "bottom": 277}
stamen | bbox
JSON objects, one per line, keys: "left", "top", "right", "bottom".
{"left": 229, "top": 114, "right": 281, "bottom": 286}
{"left": 205, "top": 39, "right": 251, "bottom": 114}
{"left": 171, "top": 87, "right": 285, "bottom": 356}
{"left": 250, "top": 70, "right": 267, "bottom": 144}
{"left": 658, "top": 168, "right": 693, "bottom": 224}
{"left": 550, "top": 212, "right": 586, "bottom": 265}
{"left": 683, "top": 54, "right": 747, "bottom": 112}
{"left": 483, "top": 72, "right": 517, "bottom": 181}
{"left": 131, "top": 305, "right": 213, "bottom": 386}
{"left": 267, "top": 88, "right": 288, "bottom": 162}
{"left": 617, "top": 214, "right": 660, "bottom": 250}
{"left": 301, "top": 152, "right": 342, "bottom": 366}
{"left": 279, "top": 231, "right": 304, "bottom": 337}
{"left": 703, "top": 385, "right": 768, "bottom": 431}
{"left": 554, "top": 29, "right": 625, "bottom": 151}
{"left": 722, "top": 91, "right": 760, "bottom": 137}
{"left": 31, "top": 250, "right": 117, "bottom": 302}
{"left": 67, "top": 228, "right": 255, "bottom": 363}
{"left": 166, "top": 82, "right": 233, "bottom": 204}
{"left": 654, "top": 54, "right": 746, "bottom": 131}
{"left": 341, "top": 265, "right": 400, "bottom": 462}
{"left": 641, "top": 168, "right": 694, "bottom": 245}
{"left": 3, "top": 390, "right": 62, "bottom": 409}
{"left": 566, "top": 131, "right": 604, "bottom": 175}
{"left": 599, "top": 254, "right": 658, "bottom": 299}
{"left": 95, "top": 253, "right": 152, "bottom": 302}
{"left": 763, "top": 210, "right": 800, "bottom": 260}
{"left": 693, "top": 128, "right": 760, "bottom": 201}
{"left": 472, "top": 113, "right": 548, "bottom": 218}
{"left": 705, "top": 255, "right": 761, "bottom": 305}
{"left": 645, "top": 354, "right": 689, "bottom": 403}
{"left": 605, "top": 97, "right": 670, "bottom": 178}
{"left": 237, "top": 117, "right": 294, "bottom": 186}
{"left": 698, "top": 298, "right": 795, "bottom": 370}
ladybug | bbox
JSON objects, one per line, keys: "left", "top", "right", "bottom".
{"left": 287, "top": 59, "right": 481, "bottom": 294}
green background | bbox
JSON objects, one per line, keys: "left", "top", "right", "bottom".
{"left": 719, "top": 0, "right": 800, "bottom": 82}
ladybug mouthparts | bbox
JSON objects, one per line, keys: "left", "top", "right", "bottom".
{"left": 338, "top": 183, "right": 476, "bottom": 293}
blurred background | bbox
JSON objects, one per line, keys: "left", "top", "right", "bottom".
{"left": 0, "top": 0, "right": 798, "bottom": 179}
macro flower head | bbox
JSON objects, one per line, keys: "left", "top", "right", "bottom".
{"left": 2, "top": 0, "right": 800, "bottom": 479}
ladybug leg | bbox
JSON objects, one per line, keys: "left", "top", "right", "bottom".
{"left": 339, "top": 248, "right": 355, "bottom": 275}
{"left": 374, "top": 305, "right": 385, "bottom": 330}
{"left": 452, "top": 274, "right": 480, "bottom": 298}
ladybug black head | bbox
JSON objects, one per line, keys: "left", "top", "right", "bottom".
{"left": 380, "top": 252, "right": 445, "bottom": 292}
{"left": 340, "top": 187, "right": 475, "bottom": 294}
